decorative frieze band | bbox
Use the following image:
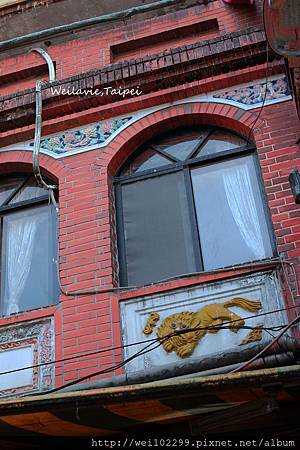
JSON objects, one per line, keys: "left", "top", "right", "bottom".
{"left": 213, "top": 75, "right": 290, "bottom": 107}
{"left": 1, "top": 74, "right": 291, "bottom": 158}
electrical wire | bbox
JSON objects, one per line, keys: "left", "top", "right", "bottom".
{"left": 1, "top": 302, "right": 297, "bottom": 381}
{"left": 230, "top": 315, "right": 300, "bottom": 373}
{"left": 31, "top": 336, "right": 168, "bottom": 396}
{"left": 246, "top": 0, "right": 270, "bottom": 146}
{"left": 0, "top": 323, "right": 289, "bottom": 378}
{"left": 229, "top": 257, "right": 300, "bottom": 374}
{"left": 21, "top": 324, "right": 286, "bottom": 396}
{"left": 1, "top": 286, "right": 298, "bottom": 394}
{"left": 29, "top": 319, "right": 297, "bottom": 396}
{"left": 34, "top": 35, "right": 277, "bottom": 299}
{"left": 47, "top": 155, "right": 280, "bottom": 296}
{"left": 246, "top": 45, "right": 269, "bottom": 144}
{"left": 1, "top": 277, "right": 300, "bottom": 381}
{"left": 26, "top": 4, "right": 299, "bottom": 393}
{"left": 280, "top": 256, "right": 300, "bottom": 302}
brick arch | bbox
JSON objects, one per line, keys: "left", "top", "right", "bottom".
{"left": 106, "top": 102, "right": 265, "bottom": 176}
{"left": 0, "top": 150, "right": 66, "bottom": 183}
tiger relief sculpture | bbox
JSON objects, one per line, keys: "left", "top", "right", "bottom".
{"left": 143, "top": 297, "right": 262, "bottom": 358}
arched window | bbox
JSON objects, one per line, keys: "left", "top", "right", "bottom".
{"left": 0, "top": 174, "right": 59, "bottom": 316}
{"left": 115, "top": 126, "right": 276, "bottom": 286}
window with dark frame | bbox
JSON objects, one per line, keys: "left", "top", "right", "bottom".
{"left": 0, "top": 174, "right": 59, "bottom": 316}
{"left": 115, "top": 126, "right": 276, "bottom": 287}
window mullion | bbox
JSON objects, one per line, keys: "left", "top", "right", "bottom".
{"left": 183, "top": 167, "right": 203, "bottom": 272}
{"left": 0, "top": 195, "right": 50, "bottom": 216}
{"left": 186, "top": 127, "right": 214, "bottom": 160}
{"left": 115, "top": 183, "right": 129, "bottom": 287}
{"left": 149, "top": 145, "right": 180, "bottom": 163}
{"left": 3, "top": 176, "right": 29, "bottom": 206}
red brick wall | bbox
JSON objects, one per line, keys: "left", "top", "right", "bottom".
{"left": 0, "top": 95, "right": 299, "bottom": 387}
{"left": 0, "top": 0, "right": 263, "bottom": 96}
{"left": 0, "top": 0, "right": 299, "bottom": 389}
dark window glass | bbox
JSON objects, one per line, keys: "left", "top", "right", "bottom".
{"left": 155, "top": 129, "right": 204, "bottom": 161}
{"left": 199, "top": 130, "right": 246, "bottom": 157}
{"left": 121, "top": 148, "right": 171, "bottom": 175}
{"left": 116, "top": 126, "right": 275, "bottom": 286}
{"left": 0, "top": 177, "right": 22, "bottom": 206}
{"left": 9, "top": 176, "right": 47, "bottom": 204}
{"left": 0, "top": 175, "right": 59, "bottom": 316}
{"left": 121, "top": 172, "right": 196, "bottom": 286}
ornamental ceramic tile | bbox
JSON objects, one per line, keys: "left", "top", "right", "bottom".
{"left": 0, "top": 74, "right": 291, "bottom": 158}
{"left": 212, "top": 75, "right": 291, "bottom": 107}
{"left": 29, "top": 116, "right": 132, "bottom": 155}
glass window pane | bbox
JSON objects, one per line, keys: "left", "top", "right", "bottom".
{"left": 0, "top": 204, "right": 59, "bottom": 316}
{"left": 191, "top": 156, "right": 273, "bottom": 270}
{"left": 0, "top": 177, "right": 23, "bottom": 206}
{"left": 156, "top": 129, "right": 204, "bottom": 161}
{"left": 9, "top": 176, "right": 48, "bottom": 204}
{"left": 121, "top": 172, "right": 197, "bottom": 286}
{"left": 121, "top": 148, "right": 171, "bottom": 175}
{"left": 199, "top": 130, "right": 246, "bottom": 157}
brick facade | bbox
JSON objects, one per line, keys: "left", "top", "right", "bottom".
{"left": 0, "top": 0, "right": 299, "bottom": 392}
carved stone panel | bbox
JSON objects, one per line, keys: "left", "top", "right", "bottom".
{"left": 120, "top": 271, "right": 288, "bottom": 374}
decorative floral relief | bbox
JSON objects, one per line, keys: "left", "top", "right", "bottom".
{"left": 213, "top": 76, "right": 290, "bottom": 106}
{"left": 29, "top": 117, "right": 132, "bottom": 154}
{"left": 39, "top": 323, "right": 53, "bottom": 388}
{"left": 0, "top": 319, "right": 54, "bottom": 395}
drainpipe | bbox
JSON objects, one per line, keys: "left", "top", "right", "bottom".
{"left": 31, "top": 48, "right": 57, "bottom": 190}
{"left": 0, "top": 0, "right": 187, "bottom": 51}
{"left": 30, "top": 48, "right": 56, "bottom": 82}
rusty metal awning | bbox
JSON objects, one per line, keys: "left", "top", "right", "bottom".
{"left": 0, "top": 365, "right": 299, "bottom": 438}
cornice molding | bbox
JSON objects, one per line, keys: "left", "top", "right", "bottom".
{"left": 0, "top": 27, "right": 278, "bottom": 133}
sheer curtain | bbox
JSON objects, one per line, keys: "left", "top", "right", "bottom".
{"left": 223, "top": 163, "right": 266, "bottom": 260}
{"left": 3, "top": 214, "right": 38, "bottom": 315}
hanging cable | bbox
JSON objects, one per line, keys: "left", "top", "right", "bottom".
{"left": 280, "top": 256, "right": 300, "bottom": 302}
{"left": 30, "top": 337, "right": 168, "bottom": 396}
{"left": 1, "top": 296, "right": 299, "bottom": 395}
{"left": 25, "top": 320, "right": 296, "bottom": 397}
{"left": 0, "top": 323, "right": 289, "bottom": 379}
{"left": 230, "top": 315, "right": 300, "bottom": 373}
{"left": 49, "top": 153, "right": 280, "bottom": 295}
{"left": 246, "top": 0, "right": 271, "bottom": 145}
{"left": 229, "top": 255, "right": 300, "bottom": 374}
{"left": 246, "top": 42, "right": 270, "bottom": 144}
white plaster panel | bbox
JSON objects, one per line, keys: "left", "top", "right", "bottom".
{"left": 0, "top": 345, "right": 34, "bottom": 390}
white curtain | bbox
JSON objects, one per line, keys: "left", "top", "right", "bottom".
{"left": 223, "top": 164, "right": 266, "bottom": 260}
{"left": 3, "top": 215, "right": 38, "bottom": 315}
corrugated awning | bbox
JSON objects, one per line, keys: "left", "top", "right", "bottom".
{"left": 0, "top": 365, "right": 299, "bottom": 438}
